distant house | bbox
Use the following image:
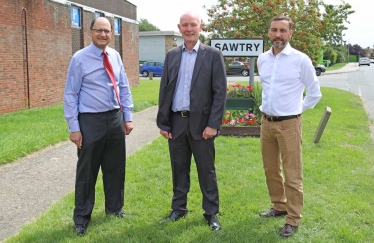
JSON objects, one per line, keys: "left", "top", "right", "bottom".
{"left": 139, "top": 31, "right": 183, "bottom": 62}
{"left": 365, "top": 48, "right": 373, "bottom": 58}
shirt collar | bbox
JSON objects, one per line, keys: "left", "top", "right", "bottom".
{"left": 270, "top": 42, "right": 293, "bottom": 57}
{"left": 182, "top": 40, "right": 200, "bottom": 53}
{"left": 90, "top": 43, "right": 108, "bottom": 57}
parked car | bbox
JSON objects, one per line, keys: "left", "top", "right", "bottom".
{"left": 140, "top": 61, "right": 164, "bottom": 77}
{"left": 370, "top": 59, "right": 374, "bottom": 63}
{"left": 226, "top": 61, "right": 250, "bottom": 76}
{"left": 315, "top": 64, "right": 326, "bottom": 76}
{"left": 358, "top": 57, "right": 370, "bottom": 66}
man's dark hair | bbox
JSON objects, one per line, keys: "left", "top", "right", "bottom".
{"left": 90, "top": 17, "right": 113, "bottom": 30}
{"left": 270, "top": 15, "right": 293, "bottom": 30}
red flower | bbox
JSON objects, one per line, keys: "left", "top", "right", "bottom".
{"left": 222, "top": 119, "right": 229, "bottom": 125}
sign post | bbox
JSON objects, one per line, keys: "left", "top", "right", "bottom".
{"left": 210, "top": 38, "right": 264, "bottom": 87}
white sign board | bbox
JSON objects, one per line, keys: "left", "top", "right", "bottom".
{"left": 210, "top": 38, "right": 264, "bottom": 57}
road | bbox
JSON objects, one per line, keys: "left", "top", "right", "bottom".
{"left": 319, "top": 65, "right": 374, "bottom": 120}
{"left": 140, "top": 64, "right": 374, "bottom": 140}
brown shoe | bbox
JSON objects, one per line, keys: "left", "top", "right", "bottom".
{"left": 280, "top": 224, "right": 298, "bottom": 237}
{"left": 259, "top": 208, "right": 287, "bottom": 217}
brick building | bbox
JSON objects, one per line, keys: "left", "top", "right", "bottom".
{"left": 0, "top": 0, "right": 139, "bottom": 115}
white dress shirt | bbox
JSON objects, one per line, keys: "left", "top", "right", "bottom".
{"left": 257, "top": 43, "right": 322, "bottom": 116}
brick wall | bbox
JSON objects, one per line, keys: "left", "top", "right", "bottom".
{"left": 165, "top": 35, "right": 176, "bottom": 54}
{"left": 0, "top": 0, "right": 139, "bottom": 115}
{"left": 82, "top": 10, "right": 94, "bottom": 48}
{"left": 24, "top": 0, "right": 71, "bottom": 110}
{"left": 122, "top": 21, "right": 139, "bottom": 86}
{"left": 0, "top": 1, "right": 26, "bottom": 113}
{"left": 0, "top": 0, "right": 71, "bottom": 113}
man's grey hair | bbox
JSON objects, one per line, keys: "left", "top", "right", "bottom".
{"left": 270, "top": 15, "right": 293, "bottom": 30}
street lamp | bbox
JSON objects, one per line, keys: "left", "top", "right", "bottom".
{"left": 346, "top": 40, "right": 349, "bottom": 63}
{"left": 343, "top": 40, "right": 348, "bottom": 63}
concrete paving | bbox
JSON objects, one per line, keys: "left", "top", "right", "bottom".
{"left": 323, "top": 62, "right": 359, "bottom": 75}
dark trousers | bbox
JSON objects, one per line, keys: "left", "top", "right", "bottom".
{"left": 168, "top": 112, "right": 219, "bottom": 216}
{"left": 74, "top": 109, "right": 126, "bottom": 225}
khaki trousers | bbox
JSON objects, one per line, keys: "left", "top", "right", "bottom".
{"left": 260, "top": 115, "right": 303, "bottom": 226}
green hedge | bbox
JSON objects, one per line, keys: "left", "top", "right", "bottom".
{"left": 348, "top": 55, "right": 357, "bottom": 62}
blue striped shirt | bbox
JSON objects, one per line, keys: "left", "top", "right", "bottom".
{"left": 171, "top": 41, "right": 200, "bottom": 112}
{"left": 64, "top": 43, "right": 133, "bottom": 132}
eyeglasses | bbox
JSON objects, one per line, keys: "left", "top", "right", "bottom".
{"left": 91, "top": 29, "right": 112, "bottom": 34}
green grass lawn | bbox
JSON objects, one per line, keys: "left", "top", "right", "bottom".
{"left": 0, "top": 80, "right": 160, "bottom": 165}
{"left": 3, "top": 87, "right": 374, "bottom": 242}
{"left": 326, "top": 63, "right": 347, "bottom": 71}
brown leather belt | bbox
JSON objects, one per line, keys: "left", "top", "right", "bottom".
{"left": 174, "top": 110, "right": 190, "bottom": 118}
{"left": 263, "top": 113, "right": 300, "bottom": 122}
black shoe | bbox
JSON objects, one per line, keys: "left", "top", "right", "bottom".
{"left": 205, "top": 214, "right": 221, "bottom": 231}
{"left": 113, "top": 211, "right": 125, "bottom": 218}
{"left": 159, "top": 210, "right": 187, "bottom": 223}
{"left": 259, "top": 208, "right": 288, "bottom": 217}
{"left": 107, "top": 210, "right": 125, "bottom": 218}
{"left": 280, "top": 224, "right": 298, "bottom": 237}
{"left": 75, "top": 224, "right": 87, "bottom": 236}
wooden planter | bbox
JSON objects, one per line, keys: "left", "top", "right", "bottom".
{"left": 220, "top": 126, "right": 261, "bottom": 137}
{"left": 225, "top": 98, "right": 255, "bottom": 112}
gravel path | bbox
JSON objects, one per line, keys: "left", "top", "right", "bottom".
{"left": 0, "top": 106, "right": 160, "bottom": 242}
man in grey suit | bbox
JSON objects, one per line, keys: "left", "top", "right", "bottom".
{"left": 156, "top": 11, "right": 227, "bottom": 230}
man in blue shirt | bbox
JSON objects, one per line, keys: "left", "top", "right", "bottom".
{"left": 64, "top": 17, "right": 134, "bottom": 236}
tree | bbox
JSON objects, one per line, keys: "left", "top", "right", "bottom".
{"left": 320, "top": 2, "right": 354, "bottom": 45}
{"left": 323, "top": 45, "right": 338, "bottom": 64}
{"left": 199, "top": 34, "right": 209, "bottom": 44}
{"left": 138, "top": 19, "right": 160, "bottom": 31}
{"left": 204, "top": 0, "right": 352, "bottom": 65}
{"left": 349, "top": 44, "right": 366, "bottom": 57}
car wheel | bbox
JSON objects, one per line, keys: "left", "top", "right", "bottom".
{"left": 241, "top": 70, "right": 249, "bottom": 76}
{"left": 316, "top": 69, "right": 321, "bottom": 76}
{"left": 142, "top": 71, "right": 149, "bottom": 77}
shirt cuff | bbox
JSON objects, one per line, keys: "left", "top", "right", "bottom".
{"left": 68, "top": 122, "right": 80, "bottom": 133}
{"left": 123, "top": 112, "right": 132, "bottom": 122}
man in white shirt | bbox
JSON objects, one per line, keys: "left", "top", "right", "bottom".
{"left": 257, "top": 15, "right": 322, "bottom": 238}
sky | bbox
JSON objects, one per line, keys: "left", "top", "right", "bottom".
{"left": 129, "top": 0, "right": 374, "bottom": 49}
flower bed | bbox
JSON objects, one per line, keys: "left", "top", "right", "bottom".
{"left": 221, "top": 83, "right": 261, "bottom": 137}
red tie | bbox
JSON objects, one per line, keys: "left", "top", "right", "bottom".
{"left": 102, "top": 50, "right": 122, "bottom": 109}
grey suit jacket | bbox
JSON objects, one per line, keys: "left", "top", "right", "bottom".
{"left": 157, "top": 43, "right": 227, "bottom": 140}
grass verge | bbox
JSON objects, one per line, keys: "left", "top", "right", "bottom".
{"left": 326, "top": 63, "right": 348, "bottom": 71}
{"left": 0, "top": 80, "right": 160, "bottom": 165}
{"left": 4, "top": 87, "right": 374, "bottom": 242}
